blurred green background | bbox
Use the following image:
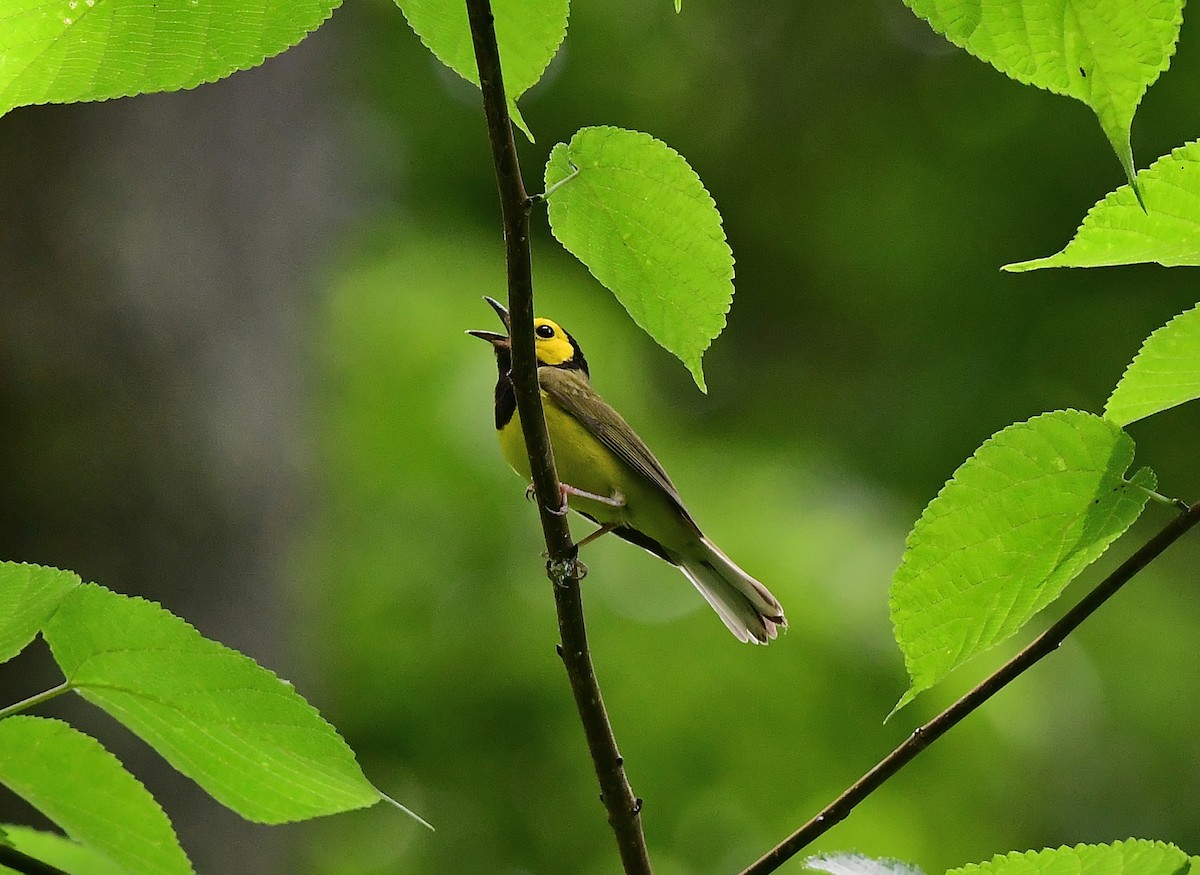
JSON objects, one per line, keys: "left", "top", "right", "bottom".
{"left": 2, "top": 1, "right": 1199, "bottom": 874}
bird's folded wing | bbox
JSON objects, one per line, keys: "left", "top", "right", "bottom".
{"left": 538, "top": 367, "right": 695, "bottom": 523}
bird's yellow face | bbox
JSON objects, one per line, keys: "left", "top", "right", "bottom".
{"left": 533, "top": 318, "right": 577, "bottom": 366}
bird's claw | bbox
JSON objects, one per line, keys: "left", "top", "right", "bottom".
{"left": 526, "top": 483, "right": 570, "bottom": 516}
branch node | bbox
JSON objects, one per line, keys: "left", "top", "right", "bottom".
{"left": 546, "top": 555, "right": 587, "bottom": 587}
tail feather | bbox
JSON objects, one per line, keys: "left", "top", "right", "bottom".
{"left": 677, "top": 537, "right": 786, "bottom": 644}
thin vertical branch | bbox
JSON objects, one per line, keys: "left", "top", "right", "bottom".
{"left": 739, "top": 500, "right": 1200, "bottom": 875}
{"left": 463, "top": 3, "right": 653, "bottom": 872}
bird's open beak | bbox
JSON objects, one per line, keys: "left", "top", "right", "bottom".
{"left": 466, "top": 295, "right": 512, "bottom": 347}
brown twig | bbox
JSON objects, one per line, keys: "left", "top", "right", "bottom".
{"left": 739, "top": 500, "right": 1200, "bottom": 875}
{"left": 463, "top": 3, "right": 654, "bottom": 872}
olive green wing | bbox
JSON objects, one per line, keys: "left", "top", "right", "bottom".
{"left": 538, "top": 366, "right": 695, "bottom": 522}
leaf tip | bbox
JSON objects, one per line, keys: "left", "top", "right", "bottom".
{"left": 379, "top": 791, "right": 435, "bottom": 831}
{"left": 510, "top": 102, "right": 534, "bottom": 143}
{"left": 885, "top": 688, "right": 918, "bottom": 722}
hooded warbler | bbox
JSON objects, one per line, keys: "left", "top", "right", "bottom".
{"left": 470, "top": 297, "right": 786, "bottom": 643}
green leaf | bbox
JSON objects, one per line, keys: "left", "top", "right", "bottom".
{"left": 544, "top": 126, "right": 734, "bottom": 391}
{"left": 890, "top": 410, "right": 1153, "bottom": 710}
{"left": 396, "top": 0, "right": 570, "bottom": 140}
{"left": 903, "top": 0, "right": 1184, "bottom": 190}
{"left": 807, "top": 853, "right": 926, "bottom": 875}
{"left": 41, "top": 584, "right": 385, "bottom": 825}
{"left": 1, "top": 826, "right": 128, "bottom": 875}
{"left": 0, "top": 717, "right": 192, "bottom": 875}
{"left": 1006, "top": 142, "right": 1200, "bottom": 271}
{"left": 0, "top": 563, "right": 79, "bottom": 665}
{"left": 1106, "top": 302, "right": 1200, "bottom": 426}
{"left": 951, "top": 840, "right": 1191, "bottom": 875}
{"left": 0, "top": 0, "right": 340, "bottom": 120}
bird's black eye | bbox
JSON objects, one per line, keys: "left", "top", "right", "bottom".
{"left": 535, "top": 324, "right": 555, "bottom": 339}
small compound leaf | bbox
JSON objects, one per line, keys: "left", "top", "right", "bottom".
{"left": 41, "top": 584, "right": 388, "bottom": 825}
{"left": 0, "top": 0, "right": 339, "bottom": 119}
{"left": 1005, "top": 142, "right": 1200, "bottom": 272}
{"left": 1107, "top": 302, "right": 1200, "bottom": 426}
{"left": 0, "top": 717, "right": 192, "bottom": 875}
{"left": 396, "top": 0, "right": 569, "bottom": 140}
{"left": 0, "top": 562, "right": 79, "bottom": 665}
{"left": 891, "top": 410, "right": 1153, "bottom": 710}
{"left": 807, "top": 853, "right": 926, "bottom": 875}
{"left": 1, "top": 826, "right": 128, "bottom": 875}
{"left": 950, "top": 840, "right": 1191, "bottom": 875}
{"left": 545, "top": 126, "right": 734, "bottom": 390}
{"left": 903, "top": 0, "right": 1183, "bottom": 190}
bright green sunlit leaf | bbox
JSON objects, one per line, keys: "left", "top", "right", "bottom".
{"left": 1005, "top": 142, "right": 1200, "bottom": 271}
{"left": 1106, "top": 302, "right": 1200, "bottom": 426}
{"left": 0, "top": 717, "right": 192, "bottom": 875}
{"left": 891, "top": 410, "right": 1154, "bottom": 710}
{"left": 396, "top": 0, "right": 569, "bottom": 139}
{"left": 545, "top": 126, "right": 734, "bottom": 391}
{"left": 0, "top": 0, "right": 339, "bottom": 120}
{"left": 807, "top": 853, "right": 927, "bottom": 875}
{"left": 903, "top": 0, "right": 1183, "bottom": 191}
{"left": 1, "top": 826, "right": 129, "bottom": 875}
{"left": 950, "top": 840, "right": 1191, "bottom": 875}
{"left": 0, "top": 562, "right": 79, "bottom": 665}
{"left": 41, "top": 584, "right": 389, "bottom": 825}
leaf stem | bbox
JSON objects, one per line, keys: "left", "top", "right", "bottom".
{"left": 1138, "top": 484, "right": 1190, "bottom": 513}
{"left": 0, "top": 845, "right": 72, "bottom": 875}
{"left": 0, "top": 682, "right": 71, "bottom": 721}
{"left": 535, "top": 161, "right": 580, "bottom": 204}
{"left": 738, "top": 500, "right": 1200, "bottom": 875}
{"left": 463, "top": 3, "right": 654, "bottom": 873}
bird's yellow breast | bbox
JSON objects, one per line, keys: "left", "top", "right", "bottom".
{"left": 499, "top": 392, "right": 624, "bottom": 504}
{"left": 498, "top": 391, "right": 696, "bottom": 553}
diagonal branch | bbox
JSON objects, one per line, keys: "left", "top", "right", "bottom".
{"left": 739, "top": 500, "right": 1200, "bottom": 875}
{"left": 463, "top": 3, "right": 653, "bottom": 873}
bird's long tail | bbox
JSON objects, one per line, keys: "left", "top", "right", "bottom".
{"left": 677, "top": 537, "right": 786, "bottom": 644}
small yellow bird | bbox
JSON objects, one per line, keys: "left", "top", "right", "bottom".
{"left": 470, "top": 297, "right": 785, "bottom": 643}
